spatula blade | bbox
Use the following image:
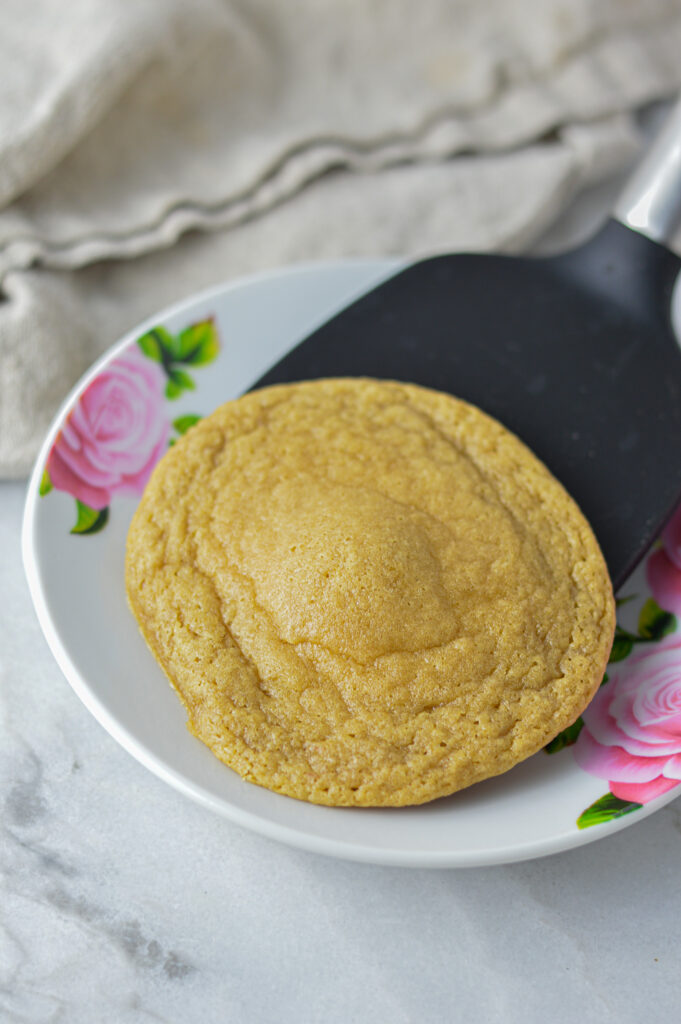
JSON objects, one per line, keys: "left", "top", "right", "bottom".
{"left": 253, "top": 221, "right": 681, "bottom": 588}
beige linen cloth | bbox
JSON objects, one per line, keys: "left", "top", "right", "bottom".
{"left": 3, "top": 0, "right": 681, "bottom": 476}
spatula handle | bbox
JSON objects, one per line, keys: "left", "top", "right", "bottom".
{"left": 614, "top": 98, "right": 681, "bottom": 246}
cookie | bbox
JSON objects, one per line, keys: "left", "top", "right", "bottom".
{"left": 125, "top": 378, "right": 615, "bottom": 806}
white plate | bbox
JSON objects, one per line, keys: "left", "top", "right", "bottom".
{"left": 23, "top": 260, "right": 681, "bottom": 867}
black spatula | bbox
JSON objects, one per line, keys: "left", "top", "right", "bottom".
{"left": 253, "top": 102, "right": 681, "bottom": 590}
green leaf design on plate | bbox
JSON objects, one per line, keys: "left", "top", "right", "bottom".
{"left": 39, "top": 468, "right": 53, "bottom": 496}
{"left": 139, "top": 319, "right": 219, "bottom": 399}
{"left": 177, "top": 320, "right": 219, "bottom": 365}
{"left": 545, "top": 716, "right": 584, "bottom": 754}
{"left": 577, "top": 792, "right": 642, "bottom": 830}
{"left": 609, "top": 633, "right": 634, "bottom": 663}
{"left": 138, "top": 326, "right": 175, "bottom": 364}
{"left": 165, "top": 368, "right": 196, "bottom": 400}
{"left": 71, "top": 500, "right": 109, "bottom": 535}
{"left": 638, "top": 598, "right": 677, "bottom": 641}
{"left": 172, "top": 414, "right": 202, "bottom": 435}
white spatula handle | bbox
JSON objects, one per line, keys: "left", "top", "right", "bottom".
{"left": 614, "top": 98, "right": 681, "bottom": 246}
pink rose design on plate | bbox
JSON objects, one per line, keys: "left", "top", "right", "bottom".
{"left": 647, "top": 503, "right": 681, "bottom": 616}
{"left": 40, "top": 318, "right": 219, "bottom": 533}
{"left": 574, "top": 635, "right": 681, "bottom": 804}
{"left": 47, "top": 347, "right": 170, "bottom": 510}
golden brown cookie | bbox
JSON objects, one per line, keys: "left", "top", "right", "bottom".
{"left": 125, "top": 379, "right": 615, "bottom": 806}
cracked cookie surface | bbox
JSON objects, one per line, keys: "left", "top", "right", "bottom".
{"left": 125, "top": 378, "right": 615, "bottom": 806}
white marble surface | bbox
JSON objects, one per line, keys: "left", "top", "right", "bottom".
{"left": 4, "top": 177, "right": 681, "bottom": 1022}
